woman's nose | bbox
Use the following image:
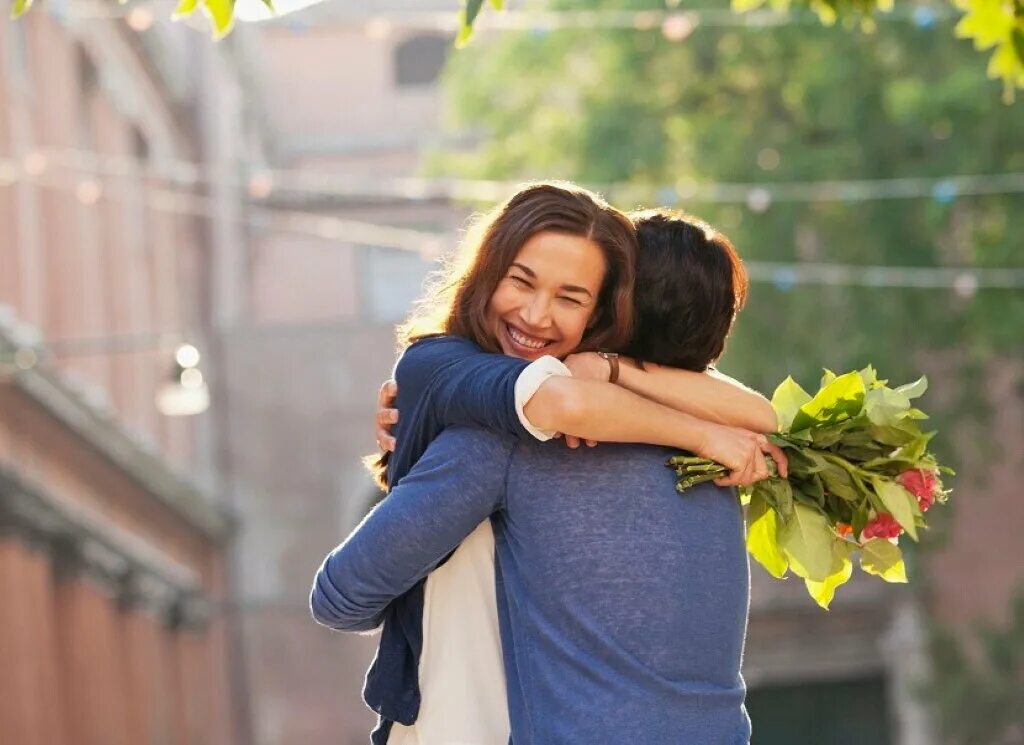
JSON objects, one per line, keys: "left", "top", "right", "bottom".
{"left": 521, "top": 294, "right": 553, "bottom": 329}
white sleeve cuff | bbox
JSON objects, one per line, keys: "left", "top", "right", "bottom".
{"left": 514, "top": 355, "right": 572, "bottom": 441}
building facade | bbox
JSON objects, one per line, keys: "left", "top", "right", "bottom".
{"left": 0, "top": 8, "right": 245, "bottom": 745}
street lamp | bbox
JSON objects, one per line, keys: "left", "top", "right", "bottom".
{"left": 155, "top": 344, "right": 210, "bottom": 417}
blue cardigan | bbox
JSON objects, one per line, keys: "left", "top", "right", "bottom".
{"left": 311, "top": 427, "right": 752, "bottom": 744}
{"left": 352, "top": 335, "right": 534, "bottom": 743}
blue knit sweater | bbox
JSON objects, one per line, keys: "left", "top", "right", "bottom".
{"left": 311, "top": 426, "right": 751, "bottom": 744}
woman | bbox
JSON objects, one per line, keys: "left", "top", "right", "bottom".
{"left": 324, "top": 183, "right": 781, "bottom": 744}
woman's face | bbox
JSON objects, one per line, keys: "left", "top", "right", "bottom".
{"left": 486, "top": 230, "right": 607, "bottom": 361}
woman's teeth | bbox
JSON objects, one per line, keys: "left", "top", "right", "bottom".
{"left": 507, "top": 324, "right": 550, "bottom": 350}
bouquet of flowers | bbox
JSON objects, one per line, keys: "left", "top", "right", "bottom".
{"left": 668, "top": 366, "right": 951, "bottom": 609}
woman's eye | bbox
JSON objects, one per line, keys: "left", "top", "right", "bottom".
{"left": 510, "top": 275, "right": 532, "bottom": 287}
{"left": 559, "top": 296, "right": 583, "bottom": 306}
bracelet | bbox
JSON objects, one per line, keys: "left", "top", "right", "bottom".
{"left": 597, "top": 351, "right": 620, "bottom": 384}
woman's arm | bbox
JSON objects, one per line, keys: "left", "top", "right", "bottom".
{"left": 523, "top": 377, "right": 788, "bottom": 485}
{"left": 564, "top": 353, "right": 777, "bottom": 433}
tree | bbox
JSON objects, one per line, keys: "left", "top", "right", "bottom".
{"left": 10, "top": 0, "right": 1024, "bottom": 96}
{"left": 429, "top": 0, "right": 1022, "bottom": 461}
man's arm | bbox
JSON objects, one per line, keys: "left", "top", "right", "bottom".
{"left": 310, "top": 428, "right": 511, "bottom": 632}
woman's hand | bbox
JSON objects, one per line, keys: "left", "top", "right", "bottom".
{"left": 376, "top": 379, "right": 399, "bottom": 452}
{"left": 564, "top": 352, "right": 614, "bottom": 382}
{"left": 556, "top": 353, "right": 604, "bottom": 449}
{"left": 694, "top": 422, "right": 789, "bottom": 488}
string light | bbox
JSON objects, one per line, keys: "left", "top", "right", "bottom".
{"left": 29, "top": 145, "right": 1024, "bottom": 210}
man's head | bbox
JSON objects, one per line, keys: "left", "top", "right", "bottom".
{"left": 622, "top": 209, "right": 749, "bottom": 371}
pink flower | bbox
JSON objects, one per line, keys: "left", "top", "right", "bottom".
{"left": 898, "top": 469, "right": 939, "bottom": 512}
{"left": 862, "top": 512, "right": 903, "bottom": 540}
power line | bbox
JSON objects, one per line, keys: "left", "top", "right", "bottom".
{"left": 24, "top": 147, "right": 1024, "bottom": 208}
{"left": 3, "top": 154, "right": 1022, "bottom": 291}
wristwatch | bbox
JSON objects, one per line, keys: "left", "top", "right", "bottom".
{"left": 597, "top": 351, "right": 620, "bottom": 384}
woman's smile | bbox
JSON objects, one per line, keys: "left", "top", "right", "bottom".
{"left": 503, "top": 322, "right": 555, "bottom": 354}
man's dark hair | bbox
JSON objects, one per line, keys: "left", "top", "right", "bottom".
{"left": 621, "top": 209, "right": 749, "bottom": 371}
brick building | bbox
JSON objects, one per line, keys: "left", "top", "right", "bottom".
{"left": 0, "top": 8, "right": 247, "bottom": 745}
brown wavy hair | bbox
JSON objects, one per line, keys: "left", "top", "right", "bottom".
{"left": 622, "top": 208, "right": 748, "bottom": 371}
{"left": 367, "top": 181, "right": 638, "bottom": 490}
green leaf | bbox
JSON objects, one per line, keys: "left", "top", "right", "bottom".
{"left": 895, "top": 376, "right": 928, "bottom": 400}
{"left": 455, "top": 0, "right": 486, "bottom": 48}
{"left": 858, "top": 364, "right": 881, "bottom": 389}
{"left": 771, "top": 376, "right": 812, "bottom": 432}
{"left": 893, "top": 431, "right": 936, "bottom": 463}
{"left": 864, "top": 386, "right": 913, "bottom": 426}
{"left": 820, "top": 464, "right": 861, "bottom": 502}
{"left": 779, "top": 503, "right": 839, "bottom": 582}
{"left": 746, "top": 489, "right": 789, "bottom": 579}
{"left": 11, "top": 0, "right": 33, "bottom": 18}
{"left": 873, "top": 478, "right": 920, "bottom": 540}
{"left": 173, "top": 0, "right": 200, "bottom": 19}
{"left": 761, "top": 478, "right": 794, "bottom": 519}
{"left": 805, "top": 542, "right": 853, "bottom": 609}
{"left": 790, "top": 371, "right": 866, "bottom": 433}
{"left": 860, "top": 538, "right": 908, "bottom": 582}
{"left": 204, "top": 0, "right": 236, "bottom": 38}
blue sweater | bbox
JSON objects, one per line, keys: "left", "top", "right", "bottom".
{"left": 311, "top": 428, "right": 751, "bottom": 744}
{"left": 359, "top": 336, "right": 535, "bottom": 741}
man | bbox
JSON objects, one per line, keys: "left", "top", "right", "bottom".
{"left": 311, "top": 212, "right": 771, "bottom": 743}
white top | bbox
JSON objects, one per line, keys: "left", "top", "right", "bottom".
{"left": 387, "top": 356, "right": 570, "bottom": 745}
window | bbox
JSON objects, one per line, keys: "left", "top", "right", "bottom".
{"left": 394, "top": 34, "right": 449, "bottom": 88}
{"left": 745, "top": 677, "right": 892, "bottom": 745}
{"left": 360, "top": 245, "right": 434, "bottom": 324}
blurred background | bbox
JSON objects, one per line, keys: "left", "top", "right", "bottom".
{"left": 0, "top": 1, "right": 1021, "bottom": 744}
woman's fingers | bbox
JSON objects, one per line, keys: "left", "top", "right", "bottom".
{"left": 376, "top": 408, "right": 399, "bottom": 427}
{"left": 379, "top": 379, "right": 398, "bottom": 406}
{"left": 564, "top": 435, "right": 582, "bottom": 449}
{"left": 376, "top": 430, "right": 396, "bottom": 452}
{"left": 585, "top": 439, "right": 598, "bottom": 448}
{"left": 375, "top": 379, "right": 399, "bottom": 451}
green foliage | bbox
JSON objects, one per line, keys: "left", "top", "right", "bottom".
{"left": 778, "top": 502, "right": 838, "bottom": 582}
{"left": 434, "top": 0, "right": 1023, "bottom": 477}
{"left": 672, "top": 367, "right": 947, "bottom": 608}
{"left": 731, "top": 0, "right": 1024, "bottom": 98}
{"left": 747, "top": 491, "right": 790, "bottom": 578}
{"left": 927, "top": 591, "right": 1024, "bottom": 744}
{"left": 859, "top": 537, "right": 907, "bottom": 581}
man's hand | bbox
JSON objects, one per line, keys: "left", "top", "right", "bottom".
{"left": 694, "top": 422, "right": 789, "bottom": 488}
{"left": 376, "top": 379, "right": 398, "bottom": 452}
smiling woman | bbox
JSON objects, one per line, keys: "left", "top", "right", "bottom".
{"left": 488, "top": 231, "right": 607, "bottom": 361}
{"left": 398, "top": 181, "right": 636, "bottom": 357}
